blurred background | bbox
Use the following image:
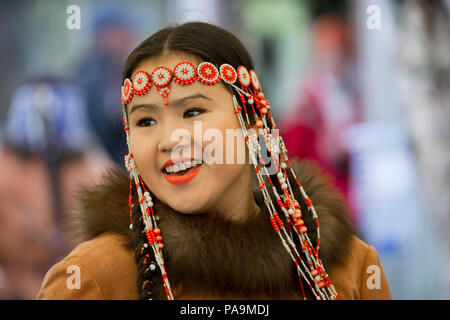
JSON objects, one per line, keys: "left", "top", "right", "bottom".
{"left": 0, "top": 0, "right": 448, "bottom": 299}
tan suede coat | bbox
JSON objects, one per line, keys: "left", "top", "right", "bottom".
{"left": 36, "top": 159, "right": 392, "bottom": 300}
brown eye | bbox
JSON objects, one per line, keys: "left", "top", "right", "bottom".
{"left": 184, "top": 108, "right": 204, "bottom": 118}
{"left": 137, "top": 118, "right": 156, "bottom": 127}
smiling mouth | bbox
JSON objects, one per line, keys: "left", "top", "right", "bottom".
{"left": 162, "top": 163, "right": 202, "bottom": 176}
{"left": 162, "top": 160, "right": 203, "bottom": 185}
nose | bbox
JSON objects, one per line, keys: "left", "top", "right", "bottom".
{"left": 157, "top": 120, "right": 192, "bottom": 157}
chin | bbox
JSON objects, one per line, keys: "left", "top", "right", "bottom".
{"left": 162, "top": 196, "right": 209, "bottom": 215}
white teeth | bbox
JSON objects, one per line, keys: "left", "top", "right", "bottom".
{"left": 164, "top": 160, "right": 202, "bottom": 174}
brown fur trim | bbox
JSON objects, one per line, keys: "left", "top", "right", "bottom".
{"left": 68, "top": 157, "right": 357, "bottom": 297}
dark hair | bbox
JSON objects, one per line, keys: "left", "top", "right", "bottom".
{"left": 123, "top": 21, "right": 261, "bottom": 300}
{"left": 122, "top": 22, "right": 254, "bottom": 82}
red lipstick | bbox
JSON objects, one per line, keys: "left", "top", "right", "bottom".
{"left": 162, "top": 157, "right": 202, "bottom": 186}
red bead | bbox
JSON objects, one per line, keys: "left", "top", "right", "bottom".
{"left": 145, "top": 230, "right": 155, "bottom": 244}
{"left": 311, "top": 269, "right": 319, "bottom": 277}
{"left": 305, "top": 197, "right": 312, "bottom": 207}
{"left": 295, "top": 219, "right": 304, "bottom": 226}
{"left": 260, "top": 107, "right": 268, "bottom": 115}
{"left": 156, "top": 235, "right": 162, "bottom": 242}
{"left": 317, "top": 280, "right": 326, "bottom": 289}
{"left": 157, "top": 242, "right": 164, "bottom": 249}
{"left": 255, "top": 120, "right": 263, "bottom": 128}
{"left": 299, "top": 225, "right": 308, "bottom": 233}
{"left": 257, "top": 92, "right": 264, "bottom": 100}
{"left": 294, "top": 210, "right": 302, "bottom": 219}
{"left": 145, "top": 254, "right": 150, "bottom": 258}
{"left": 293, "top": 201, "right": 300, "bottom": 209}
{"left": 260, "top": 99, "right": 267, "bottom": 107}
{"left": 153, "top": 228, "right": 161, "bottom": 235}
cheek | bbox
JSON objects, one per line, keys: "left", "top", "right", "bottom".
{"left": 129, "top": 131, "right": 158, "bottom": 178}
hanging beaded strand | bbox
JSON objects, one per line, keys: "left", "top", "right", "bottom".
{"left": 122, "top": 107, "right": 174, "bottom": 300}
{"left": 230, "top": 90, "right": 339, "bottom": 300}
{"left": 121, "top": 62, "right": 341, "bottom": 300}
{"left": 228, "top": 66, "right": 340, "bottom": 299}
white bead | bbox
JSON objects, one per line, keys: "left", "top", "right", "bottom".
{"left": 315, "top": 275, "right": 321, "bottom": 282}
{"left": 281, "top": 183, "right": 288, "bottom": 190}
{"left": 129, "top": 223, "right": 133, "bottom": 230}
{"left": 281, "top": 163, "right": 287, "bottom": 169}
{"left": 279, "top": 178, "right": 286, "bottom": 184}
{"left": 277, "top": 172, "right": 283, "bottom": 179}
{"left": 144, "top": 191, "right": 150, "bottom": 198}
{"left": 288, "top": 208, "right": 294, "bottom": 214}
{"left": 143, "top": 243, "right": 148, "bottom": 248}
{"left": 150, "top": 263, "right": 156, "bottom": 271}
{"left": 247, "top": 98, "right": 254, "bottom": 104}
{"left": 147, "top": 201, "right": 153, "bottom": 207}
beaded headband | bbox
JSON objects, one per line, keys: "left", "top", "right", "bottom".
{"left": 121, "top": 61, "right": 341, "bottom": 300}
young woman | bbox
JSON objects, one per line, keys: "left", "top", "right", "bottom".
{"left": 36, "top": 22, "right": 392, "bottom": 300}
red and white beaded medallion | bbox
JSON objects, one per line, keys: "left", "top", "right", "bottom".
{"left": 237, "top": 66, "right": 251, "bottom": 87}
{"left": 173, "top": 62, "right": 197, "bottom": 85}
{"left": 122, "top": 78, "right": 133, "bottom": 104}
{"left": 151, "top": 67, "right": 172, "bottom": 87}
{"left": 150, "top": 67, "right": 172, "bottom": 106}
{"left": 132, "top": 71, "right": 152, "bottom": 95}
{"left": 197, "top": 62, "right": 220, "bottom": 85}
{"left": 249, "top": 70, "right": 261, "bottom": 91}
{"left": 220, "top": 64, "right": 238, "bottom": 84}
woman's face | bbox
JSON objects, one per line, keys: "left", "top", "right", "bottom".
{"left": 127, "top": 54, "right": 251, "bottom": 215}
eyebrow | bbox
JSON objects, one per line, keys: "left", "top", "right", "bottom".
{"left": 128, "top": 93, "right": 213, "bottom": 114}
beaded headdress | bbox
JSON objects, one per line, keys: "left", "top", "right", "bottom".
{"left": 121, "top": 61, "right": 340, "bottom": 300}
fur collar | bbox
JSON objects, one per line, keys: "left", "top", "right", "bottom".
{"left": 69, "top": 157, "right": 357, "bottom": 297}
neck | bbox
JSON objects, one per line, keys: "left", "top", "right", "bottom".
{"left": 208, "top": 165, "right": 260, "bottom": 224}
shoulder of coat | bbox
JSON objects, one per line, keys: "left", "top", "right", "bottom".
{"left": 66, "top": 231, "right": 133, "bottom": 261}
{"left": 60, "top": 231, "right": 138, "bottom": 299}
{"left": 328, "top": 235, "right": 372, "bottom": 280}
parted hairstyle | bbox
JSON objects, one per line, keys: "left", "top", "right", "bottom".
{"left": 121, "top": 21, "right": 316, "bottom": 299}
